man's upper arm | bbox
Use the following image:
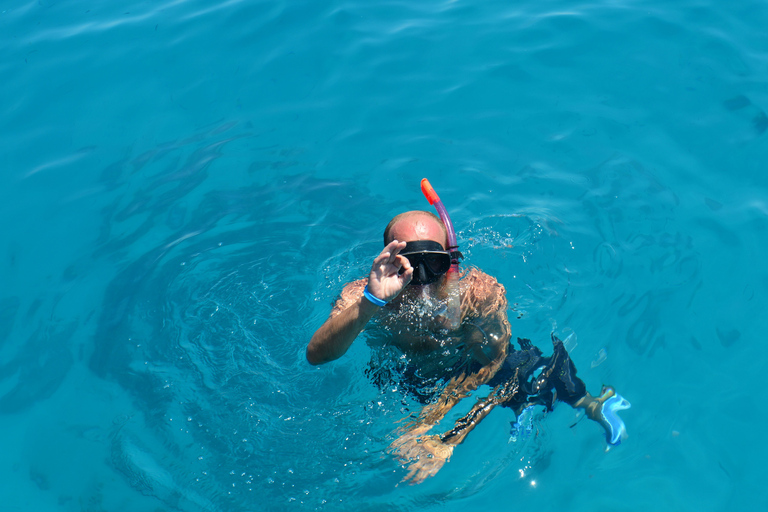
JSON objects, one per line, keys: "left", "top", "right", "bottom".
{"left": 467, "top": 269, "right": 511, "bottom": 370}
{"left": 472, "top": 270, "right": 508, "bottom": 312}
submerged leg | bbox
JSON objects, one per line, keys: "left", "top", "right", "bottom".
{"left": 444, "top": 337, "right": 631, "bottom": 448}
{"left": 440, "top": 366, "right": 525, "bottom": 445}
{"left": 542, "top": 334, "right": 587, "bottom": 405}
{"left": 543, "top": 335, "right": 631, "bottom": 445}
{"left": 439, "top": 395, "right": 498, "bottom": 445}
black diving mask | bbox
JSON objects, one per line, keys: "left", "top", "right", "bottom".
{"left": 398, "top": 240, "right": 451, "bottom": 286}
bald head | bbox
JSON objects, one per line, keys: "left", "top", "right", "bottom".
{"left": 383, "top": 210, "right": 448, "bottom": 248}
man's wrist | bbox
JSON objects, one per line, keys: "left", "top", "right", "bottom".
{"left": 363, "top": 285, "right": 388, "bottom": 307}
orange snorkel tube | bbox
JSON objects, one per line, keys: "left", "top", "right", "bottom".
{"left": 421, "top": 178, "right": 462, "bottom": 329}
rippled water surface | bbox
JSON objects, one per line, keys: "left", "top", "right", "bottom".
{"left": 2, "top": 0, "right": 767, "bottom": 510}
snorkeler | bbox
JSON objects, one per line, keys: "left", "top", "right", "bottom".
{"left": 307, "top": 179, "right": 630, "bottom": 484}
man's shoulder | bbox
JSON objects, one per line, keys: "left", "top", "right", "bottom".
{"left": 463, "top": 267, "right": 504, "bottom": 289}
{"left": 462, "top": 267, "right": 506, "bottom": 307}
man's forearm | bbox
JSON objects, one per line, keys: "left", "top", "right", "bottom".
{"left": 306, "top": 296, "right": 379, "bottom": 365}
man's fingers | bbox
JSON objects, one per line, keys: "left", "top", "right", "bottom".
{"left": 418, "top": 465, "right": 440, "bottom": 483}
{"left": 401, "top": 465, "right": 421, "bottom": 485}
{"left": 387, "top": 239, "right": 406, "bottom": 255}
{"left": 396, "top": 255, "right": 413, "bottom": 286}
{"left": 373, "top": 241, "right": 407, "bottom": 268}
{"left": 409, "top": 468, "right": 429, "bottom": 485}
{"left": 392, "top": 444, "right": 417, "bottom": 463}
{"left": 395, "top": 254, "right": 411, "bottom": 271}
{"left": 383, "top": 240, "right": 407, "bottom": 264}
{"left": 400, "top": 462, "right": 436, "bottom": 485}
{"left": 372, "top": 251, "right": 392, "bottom": 268}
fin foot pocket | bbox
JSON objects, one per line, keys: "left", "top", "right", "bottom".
{"left": 600, "top": 390, "right": 631, "bottom": 445}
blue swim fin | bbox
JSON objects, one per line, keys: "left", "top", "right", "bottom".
{"left": 601, "top": 393, "right": 631, "bottom": 445}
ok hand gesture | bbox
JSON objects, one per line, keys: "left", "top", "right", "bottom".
{"left": 366, "top": 240, "right": 412, "bottom": 302}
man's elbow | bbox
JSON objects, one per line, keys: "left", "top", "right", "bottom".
{"left": 306, "top": 344, "right": 325, "bottom": 365}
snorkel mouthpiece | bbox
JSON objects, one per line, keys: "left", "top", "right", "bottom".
{"left": 417, "top": 262, "right": 429, "bottom": 284}
{"left": 420, "top": 178, "right": 461, "bottom": 330}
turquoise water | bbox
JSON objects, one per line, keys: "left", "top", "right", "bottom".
{"left": 2, "top": 0, "right": 767, "bottom": 510}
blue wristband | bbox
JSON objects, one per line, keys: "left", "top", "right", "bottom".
{"left": 363, "top": 285, "right": 388, "bottom": 307}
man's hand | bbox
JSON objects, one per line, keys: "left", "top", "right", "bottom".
{"left": 366, "top": 240, "right": 412, "bottom": 302}
{"left": 389, "top": 431, "right": 454, "bottom": 485}
{"left": 306, "top": 240, "right": 413, "bottom": 364}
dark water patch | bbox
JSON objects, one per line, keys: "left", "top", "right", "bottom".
{"left": 621, "top": 291, "right": 667, "bottom": 356}
{"left": 110, "top": 425, "right": 217, "bottom": 512}
{"left": 29, "top": 466, "right": 51, "bottom": 491}
{"left": 249, "top": 160, "right": 301, "bottom": 171}
{"left": 94, "top": 214, "right": 158, "bottom": 259}
{"left": 723, "top": 95, "right": 751, "bottom": 111}
{"left": 92, "top": 126, "right": 249, "bottom": 260}
{"left": 704, "top": 197, "right": 723, "bottom": 211}
{"left": 166, "top": 202, "right": 187, "bottom": 230}
{"left": 574, "top": 157, "right": 700, "bottom": 358}
{"left": 98, "top": 158, "right": 130, "bottom": 188}
{"left": 151, "top": 139, "right": 228, "bottom": 187}
{"left": 694, "top": 217, "right": 741, "bottom": 248}
{"left": 689, "top": 336, "right": 702, "bottom": 351}
{"left": 753, "top": 111, "right": 768, "bottom": 135}
{"left": 114, "top": 190, "right": 153, "bottom": 223}
{"left": 593, "top": 241, "right": 622, "bottom": 278}
{"left": 715, "top": 327, "right": 740, "bottom": 348}
{"left": 685, "top": 279, "right": 703, "bottom": 309}
{"left": 57, "top": 494, "right": 73, "bottom": 507}
{"left": 130, "top": 146, "right": 175, "bottom": 175}
{"left": 0, "top": 296, "right": 20, "bottom": 346}
{"left": 0, "top": 321, "right": 75, "bottom": 414}
{"left": 722, "top": 93, "right": 768, "bottom": 136}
